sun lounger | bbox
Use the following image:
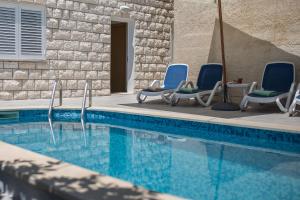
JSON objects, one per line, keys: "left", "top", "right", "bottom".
{"left": 170, "top": 63, "right": 223, "bottom": 107}
{"left": 136, "top": 64, "right": 189, "bottom": 103}
{"left": 240, "top": 62, "right": 295, "bottom": 112}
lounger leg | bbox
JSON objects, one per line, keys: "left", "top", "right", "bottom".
{"left": 162, "top": 92, "right": 172, "bottom": 104}
{"left": 240, "top": 96, "right": 248, "bottom": 111}
{"left": 288, "top": 100, "right": 297, "bottom": 117}
{"left": 276, "top": 97, "right": 287, "bottom": 112}
{"left": 196, "top": 95, "right": 204, "bottom": 106}
{"left": 196, "top": 94, "right": 210, "bottom": 107}
{"left": 205, "top": 89, "right": 219, "bottom": 107}
{"left": 171, "top": 94, "right": 179, "bottom": 106}
{"left": 194, "top": 97, "right": 200, "bottom": 105}
{"left": 136, "top": 91, "right": 147, "bottom": 103}
{"left": 285, "top": 90, "right": 294, "bottom": 110}
{"left": 289, "top": 101, "right": 296, "bottom": 116}
{"left": 198, "top": 82, "right": 222, "bottom": 107}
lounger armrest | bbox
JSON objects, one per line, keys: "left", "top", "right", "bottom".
{"left": 289, "top": 82, "right": 296, "bottom": 93}
{"left": 184, "top": 81, "right": 195, "bottom": 89}
{"left": 293, "top": 83, "right": 300, "bottom": 97}
{"left": 214, "top": 81, "right": 223, "bottom": 92}
{"left": 175, "top": 80, "right": 187, "bottom": 91}
{"left": 150, "top": 80, "right": 161, "bottom": 88}
{"left": 288, "top": 82, "right": 296, "bottom": 97}
{"left": 248, "top": 82, "right": 257, "bottom": 94}
{"left": 285, "top": 82, "right": 296, "bottom": 110}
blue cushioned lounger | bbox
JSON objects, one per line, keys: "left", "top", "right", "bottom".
{"left": 170, "top": 63, "right": 223, "bottom": 107}
{"left": 136, "top": 64, "right": 189, "bottom": 103}
{"left": 240, "top": 62, "right": 295, "bottom": 112}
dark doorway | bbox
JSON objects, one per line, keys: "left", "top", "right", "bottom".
{"left": 111, "top": 22, "right": 127, "bottom": 93}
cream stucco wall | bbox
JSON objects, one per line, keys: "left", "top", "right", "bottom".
{"left": 174, "top": 0, "right": 300, "bottom": 98}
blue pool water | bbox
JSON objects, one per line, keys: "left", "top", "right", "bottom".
{"left": 0, "top": 110, "right": 300, "bottom": 200}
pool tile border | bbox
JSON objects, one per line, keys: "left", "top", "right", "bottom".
{"left": 0, "top": 105, "right": 298, "bottom": 134}
{"left": 1, "top": 108, "right": 299, "bottom": 153}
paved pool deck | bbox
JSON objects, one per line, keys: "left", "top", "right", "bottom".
{"left": 0, "top": 93, "right": 299, "bottom": 133}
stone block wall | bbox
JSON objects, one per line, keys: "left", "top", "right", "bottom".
{"left": 174, "top": 0, "right": 300, "bottom": 101}
{"left": 0, "top": 0, "right": 173, "bottom": 100}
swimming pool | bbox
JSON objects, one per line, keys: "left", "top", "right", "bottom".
{"left": 0, "top": 109, "right": 299, "bottom": 200}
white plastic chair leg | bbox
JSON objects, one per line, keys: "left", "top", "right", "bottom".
{"left": 136, "top": 91, "right": 147, "bottom": 103}
{"left": 161, "top": 92, "right": 172, "bottom": 104}
{"left": 170, "top": 94, "right": 179, "bottom": 106}
{"left": 240, "top": 96, "right": 248, "bottom": 111}
{"left": 198, "top": 82, "right": 222, "bottom": 107}
{"left": 196, "top": 95, "right": 206, "bottom": 106}
{"left": 196, "top": 94, "right": 211, "bottom": 107}
{"left": 285, "top": 83, "right": 295, "bottom": 109}
{"left": 285, "top": 92, "right": 293, "bottom": 109}
{"left": 276, "top": 97, "right": 287, "bottom": 112}
{"left": 288, "top": 100, "right": 297, "bottom": 117}
{"left": 194, "top": 97, "right": 200, "bottom": 105}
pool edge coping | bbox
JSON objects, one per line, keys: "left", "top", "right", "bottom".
{"left": 0, "top": 141, "right": 183, "bottom": 200}
{"left": 0, "top": 106, "right": 299, "bottom": 134}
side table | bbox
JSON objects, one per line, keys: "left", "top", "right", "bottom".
{"left": 226, "top": 82, "right": 253, "bottom": 103}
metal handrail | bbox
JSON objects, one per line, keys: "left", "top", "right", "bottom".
{"left": 81, "top": 80, "right": 92, "bottom": 120}
{"left": 48, "top": 80, "right": 63, "bottom": 119}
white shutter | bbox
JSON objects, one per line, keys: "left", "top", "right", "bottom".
{"left": 20, "top": 9, "right": 43, "bottom": 57}
{"left": 0, "top": 6, "right": 17, "bottom": 57}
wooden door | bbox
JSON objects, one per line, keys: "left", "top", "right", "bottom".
{"left": 111, "top": 23, "right": 127, "bottom": 93}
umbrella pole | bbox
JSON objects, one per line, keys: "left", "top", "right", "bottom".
{"left": 212, "top": 0, "right": 240, "bottom": 111}
{"left": 218, "top": 0, "right": 228, "bottom": 103}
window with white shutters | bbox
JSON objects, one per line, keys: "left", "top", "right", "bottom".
{"left": 0, "top": 6, "right": 17, "bottom": 58}
{"left": 0, "top": 3, "right": 45, "bottom": 60}
{"left": 21, "top": 9, "right": 43, "bottom": 57}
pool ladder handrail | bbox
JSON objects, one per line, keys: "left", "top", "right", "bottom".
{"left": 48, "top": 79, "right": 63, "bottom": 119}
{"left": 81, "top": 80, "right": 92, "bottom": 120}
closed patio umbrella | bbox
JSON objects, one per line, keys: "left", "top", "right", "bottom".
{"left": 212, "top": 0, "right": 240, "bottom": 111}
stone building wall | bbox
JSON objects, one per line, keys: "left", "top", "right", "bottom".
{"left": 174, "top": 0, "right": 300, "bottom": 100}
{"left": 0, "top": 0, "right": 173, "bottom": 100}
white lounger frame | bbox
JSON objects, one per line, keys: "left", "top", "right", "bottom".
{"left": 169, "top": 63, "right": 223, "bottom": 107}
{"left": 289, "top": 83, "right": 300, "bottom": 116}
{"left": 136, "top": 64, "right": 189, "bottom": 103}
{"left": 240, "top": 62, "right": 296, "bottom": 113}
{"left": 170, "top": 81, "right": 222, "bottom": 107}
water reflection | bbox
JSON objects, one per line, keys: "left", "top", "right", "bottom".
{"left": 48, "top": 118, "right": 56, "bottom": 145}
{"left": 81, "top": 118, "right": 87, "bottom": 147}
